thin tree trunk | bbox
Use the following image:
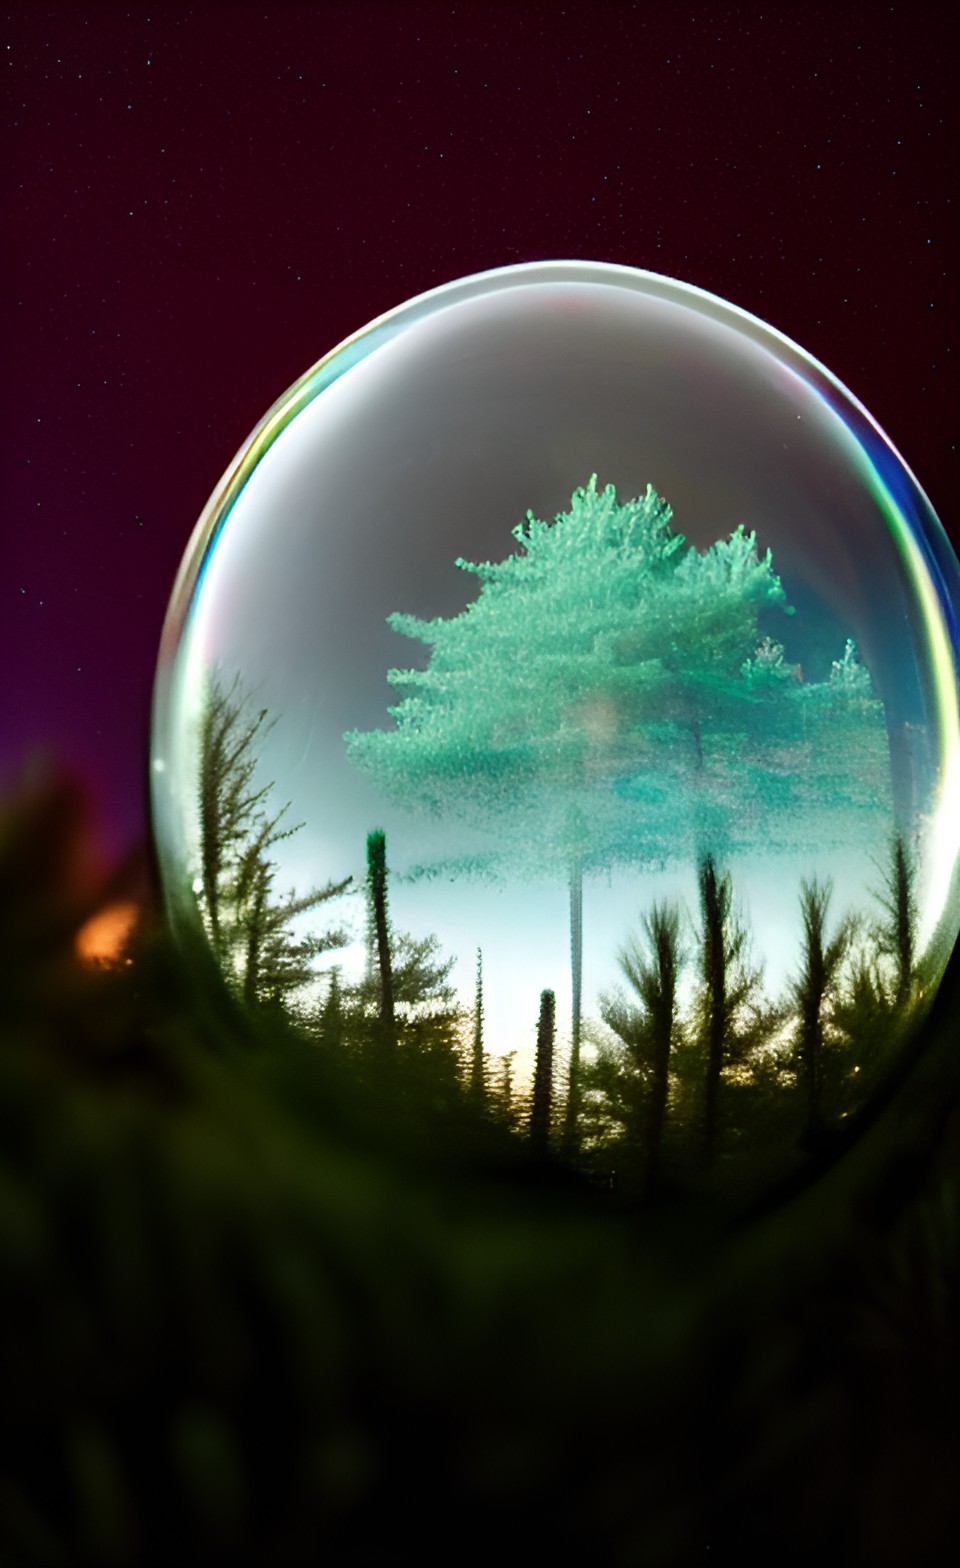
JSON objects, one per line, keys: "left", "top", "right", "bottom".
{"left": 199, "top": 700, "right": 224, "bottom": 955}
{"left": 366, "top": 830, "right": 396, "bottom": 1057}
{"left": 699, "top": 855, "right": 727, "bottom": 1166}
{"left": 470, "top": 947, "right": 485, "bottom": 1102}
{"left": 561, "top": 856, "right": 583, "bottom": 1156}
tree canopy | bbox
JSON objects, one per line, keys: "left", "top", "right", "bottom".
{"left": 345, "top": 476, "right": 892, "bottom": 878}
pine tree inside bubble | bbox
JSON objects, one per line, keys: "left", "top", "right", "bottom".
{"left": 346, "top": 477, "right": 896, "bottom": 1146}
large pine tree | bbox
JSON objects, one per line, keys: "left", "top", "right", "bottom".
{"left": 346, "top": 478, "right": 894, "bottom": 1146}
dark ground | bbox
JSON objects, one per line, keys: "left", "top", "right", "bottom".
{"left": 1, "top": 767, "right": 958, "bottom": 1565}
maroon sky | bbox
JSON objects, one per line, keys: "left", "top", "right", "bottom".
{"left": 3, "top": 1, "right": 957, "bottom": 859}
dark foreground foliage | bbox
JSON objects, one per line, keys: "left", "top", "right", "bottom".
{"left": 2, "top": 769, "right": 960, "bottom": 1566}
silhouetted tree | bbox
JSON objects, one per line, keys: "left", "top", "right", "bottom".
{"left": 317, "top": 967, "right": 347, "bottom": 1055}
{"left": 346, "top": 832, "right": 464, "bottom": 1095}
{"left": 195, "top": 672, "right": 351, "bottom": 1013}
{"left": 197, "top": 672, "right": 273, "bottom": 959}
{"left": 628, "top": 902, "right": 683, "bottom": 1193}
{"left": 387, "top": 930, "right": 464, "bottom": 1094}
{"left": 583, "top": 901, "right": 684, "bottom": 1197}
{"left": 788, "top": 877, "right": 853, "bottom": 1141}
{"left": 490, "top": 1050, "right": 518, "bottom": 1130}
{"left": 366, "top": 829, "right": 396, "bottom": 1057}
{"left": 831, "top": 832, "right": 922, "bottom": 1105}
{"left": 469, "top": 948, "right": 486, "bottom": 1104}
{"left": 239, "top": 842, "right": 350, "bottom": 1015}
{"left": 529, "top": 989, "right": 556, "bottom": 1155}
{"left": 875, "top": 832, "right": 918, "bottom": 1008}
{"left": 694, "top": 855, "right": 772, "bottom": 1165}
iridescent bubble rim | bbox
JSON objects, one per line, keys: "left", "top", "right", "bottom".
{"left": 151, "top": 261, "right": 960, "bottom": 957}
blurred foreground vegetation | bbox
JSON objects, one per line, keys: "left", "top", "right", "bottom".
{"left": 2, "top": 768, "right": 960, "bottom": 1565}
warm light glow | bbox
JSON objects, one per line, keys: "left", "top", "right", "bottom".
{"left": 76, "top": 901, "right": 139, "bottom": 964}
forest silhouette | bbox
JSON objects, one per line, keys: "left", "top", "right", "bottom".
{"left": 192, "top": 661, "right": 929, "bottom": 1209}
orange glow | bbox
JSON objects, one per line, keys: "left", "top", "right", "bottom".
{"left": 76, "top": 901, "right": 139, "bottom": 964}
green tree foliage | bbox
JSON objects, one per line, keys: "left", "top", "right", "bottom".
{"left": 195, "top": 672, "right": 351, "bottom": 1014}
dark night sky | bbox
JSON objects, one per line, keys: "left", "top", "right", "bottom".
{"left": 3, "top": 0, "right": 957, "bottom": 860}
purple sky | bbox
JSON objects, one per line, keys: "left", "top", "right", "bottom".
{"left": 3, "top": 0, "right": 957, "bottom": 859}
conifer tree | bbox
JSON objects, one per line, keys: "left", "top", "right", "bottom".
{"left": 346, "top": 479, "right": 894, "bottom": 1150}
{"left": 346, "top": 832, "right": 464, "bottom": 1091}
{"left": 490, "top": 1050, "right": 518, "bottom": 1129}
{"left": 197, "top": 672, "right": 273, "bottom": 960}
{"left": 195, "top": 672, "right": 351, "bottom": 1013}
{"left": 629, "top": 901, "right": 683, "bottom": 1193}
{"left": 584, "top": 902, "right": 684, "bottom": 1196}
{"left": 694, "top": 855, "right": 771, "bottom": 1165}
{"left": 831, "top": 832, "right": 921, "bottom": 1099}
{"left": 317, "top": 968, "right": 347, "bottom": 1055}
{"left": 529, "top": 989, "right": 556, "bottom": 1155}
{"left": 788, "top": 877, "right": 853, "bottom": 1141}
{"left": 469, "top": 948, "right": 486, "bottom": 1104}
{"left": 875, "top": 833, "right": 918, "bottom": 1008}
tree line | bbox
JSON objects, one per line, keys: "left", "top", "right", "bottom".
{"left": 191, "top": 669, "right": 925, "bottom": 1205}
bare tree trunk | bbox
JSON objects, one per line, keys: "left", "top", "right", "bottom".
{"left": 561, "top": 856, "right": 583, "bottom": 1157}
{"left": 470, "top": 947, "right": 486, "bottom": 1103}
{"left": 366, "top": 830, "right": 396, "bottom": 1057}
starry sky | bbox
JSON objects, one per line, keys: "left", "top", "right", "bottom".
{"left": 3, "top": 0, "right": 957, "bottom": 861}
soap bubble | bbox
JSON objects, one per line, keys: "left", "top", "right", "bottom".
{"left": 152, "top": 262, "right": 960, "bottom": 1195}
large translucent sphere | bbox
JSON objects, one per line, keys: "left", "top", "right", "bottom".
{"left": 152, "top": 262, "right": 960, "bottom": 1190}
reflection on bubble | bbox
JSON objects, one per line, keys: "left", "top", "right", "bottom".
{"left": 152, "top": 262, "right": 960, "bottom": 1201}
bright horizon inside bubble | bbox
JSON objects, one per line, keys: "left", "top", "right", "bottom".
{"left": 152, "top": 262, "right": 960, "bottom": 1092}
